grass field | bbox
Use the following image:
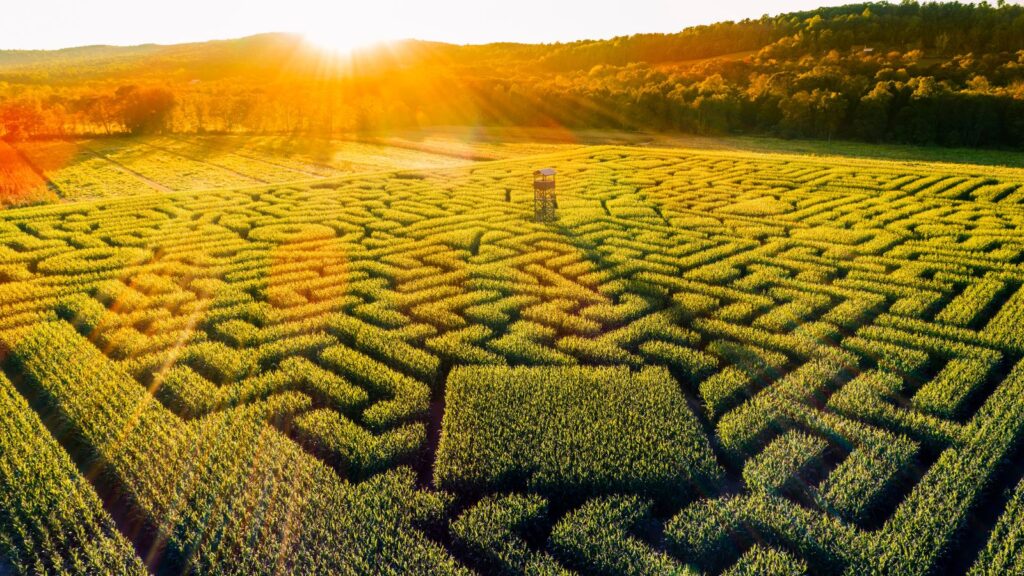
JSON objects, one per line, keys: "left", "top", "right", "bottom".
{"left": 2, "top": 141, "right": 1024, "bottom": 574}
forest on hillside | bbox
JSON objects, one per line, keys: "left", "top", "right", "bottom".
{"left": 3, "top": 1, "right": 1024, "bottom": 147}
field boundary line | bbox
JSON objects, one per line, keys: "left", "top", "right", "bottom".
{"left": 80, "top": 145, "right": 173, "bottom": 193}
{"left": 354, "top": 135, "right": 498, "bottom": 161}
{"left": 141, "top": 140, "right": 268, "bottom": 184}
{"left": 220, "top": 148, "right": 326, "bottom": 178}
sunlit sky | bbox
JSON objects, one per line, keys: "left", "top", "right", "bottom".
{"left": 0, "top": 0, "right": 937, "bottom": 51}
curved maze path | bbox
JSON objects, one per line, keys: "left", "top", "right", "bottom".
{"left": 1, "top": 146, "right": 1024, "bottom": 574}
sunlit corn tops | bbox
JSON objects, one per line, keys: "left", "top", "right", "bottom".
{"left": 2, "top": 145, "right": 1024, "bottom": 574}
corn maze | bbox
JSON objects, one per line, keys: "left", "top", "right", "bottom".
{"left": 2, "top": 145, "right": 1024, "bottom": 575}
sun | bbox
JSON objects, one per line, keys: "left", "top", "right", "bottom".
{"left": 302, "top": 25, "right": 395, "bottom": 56}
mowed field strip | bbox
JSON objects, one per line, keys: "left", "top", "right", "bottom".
{"left": 2, "top": 144, "right": 1024, "bottom": 574}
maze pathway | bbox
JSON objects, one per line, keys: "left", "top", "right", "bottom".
{"left": 1, "top": 146, "right": 1024, "bottom": 574}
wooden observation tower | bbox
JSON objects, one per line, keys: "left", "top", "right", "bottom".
{"left": 533, "top": 168, "right": 557, "bottom": 222}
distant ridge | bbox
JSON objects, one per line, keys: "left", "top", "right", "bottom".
{"left": 3, "top": 3, "right": 1024, "bottom": 148}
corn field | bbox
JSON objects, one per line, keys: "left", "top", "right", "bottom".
{"left": 1, "top": 145, "right": 1024, "bottom": 574}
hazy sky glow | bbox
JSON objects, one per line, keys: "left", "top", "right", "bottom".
{"left": 2, "top": 0, "right": 918, "bottom": 51}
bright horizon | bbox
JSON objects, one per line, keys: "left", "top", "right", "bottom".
{"left": 0, "top": 0, "right": 938, "bottom": 51}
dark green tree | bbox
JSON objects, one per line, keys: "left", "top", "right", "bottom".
{"left": 118, "top": 86, "right": 176, "bottom": 135}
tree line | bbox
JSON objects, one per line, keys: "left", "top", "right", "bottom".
{"left": 3, "top": 2, "right": 1024, "bottom": 148}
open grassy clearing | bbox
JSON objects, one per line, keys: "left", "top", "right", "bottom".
{"left": 2, "top": 144, "right": 1024, "bottom": 574}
